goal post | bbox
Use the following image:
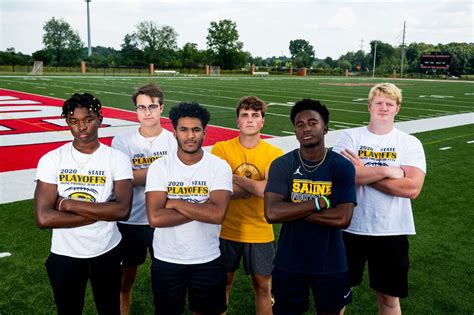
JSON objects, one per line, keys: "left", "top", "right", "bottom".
{"left": 29, "top": 61, "right": 43, "bottom": 75}
{"left": 210, "top": 66, "right": 220, "bottom": 77}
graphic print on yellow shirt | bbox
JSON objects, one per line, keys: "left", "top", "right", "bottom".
{"left": 211, "top": 137, "right": 283, "bottom": 243}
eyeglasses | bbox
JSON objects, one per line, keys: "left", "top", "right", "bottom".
{"left": 136, "top": 104, "right": 161, "bottom": 112}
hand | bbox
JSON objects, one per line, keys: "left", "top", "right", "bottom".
{"left": 340, "top": 149, "right": 364, "bottom": 167}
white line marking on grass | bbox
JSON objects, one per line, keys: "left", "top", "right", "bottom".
{"left": 282, "top": 131, "right": 294, "bottom": 135}
{"left": 419, "top": 95, "right": 454, "bottom": 99}
{"left": 464, "top": 93, "right": 474, "bottom": 95}
{"left": 467, "top": 140, "right": 474, "bottom": 144}
{"left": 352, "top": 98, "right": 366, "bottom": 102}
{"left": 439, "top": 147, "right": 452, "bottom": 150}
{"left": 0, "top": 252, "right": 12, "bottom": 258}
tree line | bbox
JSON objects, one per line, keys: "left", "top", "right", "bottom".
{"left": 1, "top": 17, "right": 473, "bottom": 75}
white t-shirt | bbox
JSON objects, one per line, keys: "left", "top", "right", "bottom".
{"left": 333, "top": 127, "right": 426, "bottom": 236}
{"left": 35, "top": 142, "right": 133, "bottom": 258}
{"left": 112, "top": 129, "right": 177, "bottom": 225}
{"left": 145, "top": 151, "right": 232, "bottom": 264}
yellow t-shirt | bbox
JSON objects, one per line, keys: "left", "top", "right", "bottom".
{"left": 211, "top": 137, "right": 283, "bottom": 243}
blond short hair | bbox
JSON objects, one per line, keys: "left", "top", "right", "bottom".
{"left": 368, "top": 83, "right": 402, "bottom": 105}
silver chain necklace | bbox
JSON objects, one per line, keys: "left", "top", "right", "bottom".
{"left": 71, "top": 145, "right": 97, "bottom": 172}
{"left": 297, "top": 149, "right": 327, "bottom": 173}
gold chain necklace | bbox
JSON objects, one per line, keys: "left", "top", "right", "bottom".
{"left": 297, "top": 149, "right": 327, "bottom": 173}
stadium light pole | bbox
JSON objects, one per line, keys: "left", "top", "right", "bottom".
{"left": 86, "top": 0, "right": 92, "bottom": 56}
{"left": 372, "top": 41, "right": 377, "bottom": 78}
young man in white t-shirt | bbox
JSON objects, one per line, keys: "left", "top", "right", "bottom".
{"left": 333, "top": 83, "right": 426, "bottom": 315}
{"left": 112, "top": 84, "right": 177, "bottom": 315}
{"left": 146, "top": 102, "right": 232, "bottom": 314}
{"left": 34, "top": 93, "right": 133, "bottom": 314}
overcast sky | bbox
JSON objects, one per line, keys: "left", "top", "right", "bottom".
{"left": 1, "top": 0, "right": 472, "bottom": 59}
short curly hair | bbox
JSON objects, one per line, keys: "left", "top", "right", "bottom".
{"left": 62, "top": 93, "right": 102, "bottom": 118}
{"left": 168, "top": 102, "right": 211, "bottom": 129}
{"left": 236, "top": 96, "right": 267, "bottom": 117}
{"left": 290, "top": 99, "right": 329, "bottom": 126}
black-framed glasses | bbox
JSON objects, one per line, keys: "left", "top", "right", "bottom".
{"left": 136, "top": 104, "right": 161, "bottom": 112}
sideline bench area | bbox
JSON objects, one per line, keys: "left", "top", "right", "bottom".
{"left": 253, "top": 71, "right": 269, "bottom": 76}
{"left": 154, "top": 70, "right": 179, "bottom": 76}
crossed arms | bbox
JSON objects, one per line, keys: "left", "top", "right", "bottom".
{"left": 264, "top": 193, "right": 354, "bottom": 229}
{"left": 34, "top": 179, "right": 133, "bottom": 229}
{"left": 339, "top": 149, "right": 425, "bottom": 199}
{"left": 146, "top": 190, "right": 232, "bottom": 227}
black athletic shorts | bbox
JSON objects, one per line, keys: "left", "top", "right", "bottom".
{"left": 343, "top": 232, "right": 410, "bottom": 298}
{"left": 118, "top": 223, "right": 154, "bottom": 267}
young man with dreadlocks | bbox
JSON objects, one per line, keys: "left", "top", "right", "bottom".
{"left": 34, "top": 93, "right": 133, "bottom": 314}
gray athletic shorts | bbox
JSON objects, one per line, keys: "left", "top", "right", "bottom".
{"left": 219, "top": 238, "right": 275, "bottom": 276}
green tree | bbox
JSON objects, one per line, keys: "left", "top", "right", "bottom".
{"left": 206, "top": 19, "right": 244, "bottom": 69}
{"left": 133, "top": 21, "right": 178, "bottom": 66}
{"left": 120, "top": 34, "right": 145, "bottom": 67}
{"left": 32, "top": 49, "right": 52, "bottom": 65}
{"left": 42, "top": 17, "right": 84, "bottom": 66}
{"left": 289, "top": 39, "right": 315, "bottom": 68}
{"left": 180, "top": 43, "right": 202, "bottom": 68}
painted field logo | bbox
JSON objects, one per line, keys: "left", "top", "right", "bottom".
{"left": 0, "top": 89, "right": 241, "bottom": 203}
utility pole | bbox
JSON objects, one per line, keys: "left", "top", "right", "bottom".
{"left": 400, "top": 21, "right": 406, "bottom": 78}
{"left": 372, "top": 41, "right": 377, "bottom": 78}
{"left": 360, "top": 39, "right": 364, "bottom": 51}
{"left": 86, "top": 0, "right": 92, "bottom": 56}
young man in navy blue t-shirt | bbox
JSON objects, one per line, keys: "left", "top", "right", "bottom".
{"left": 264, "top": 99, "right": 357, "bottom": 315}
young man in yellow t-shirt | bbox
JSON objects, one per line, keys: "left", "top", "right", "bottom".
{"left": 211, "top": 96, "right": 283, "bottom": 315}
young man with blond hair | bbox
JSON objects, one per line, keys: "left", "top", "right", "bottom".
{"left": 333, "top": 83, "right": 426, "bottom": 315}
{"left": 112, "top": 84, "right": 177, "bottom": 314}
{"left": 211, "top": 96, "right": 283, "bottom": 314}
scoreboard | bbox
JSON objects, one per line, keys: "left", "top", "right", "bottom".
{"left": 420, "top": 53, "right": 451, "bottom": 69}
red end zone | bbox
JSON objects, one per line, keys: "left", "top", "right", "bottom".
{"left": 0, "top": 89, "right": 249, "bottom": 172}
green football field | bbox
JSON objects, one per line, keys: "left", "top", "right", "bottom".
{"left": 0, "top": 75, "right": 472, "bottom": 135}
{"left": 0, "top": 76, "right": 473, "bottom": 314}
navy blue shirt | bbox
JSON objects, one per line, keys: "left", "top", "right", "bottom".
{"left": 265, "top": 149, "right": 356, "bottom": 275}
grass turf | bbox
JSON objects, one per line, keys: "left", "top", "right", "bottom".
{"left": 0, "top": 76, "right": 472, "bottom": 137}
{"left": 1, "top": 125, "right": 473, "bottom": 314}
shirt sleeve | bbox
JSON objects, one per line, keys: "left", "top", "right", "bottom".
{"left": 35, "top": 151, "right": 59, "bottom": 184}
{"left": 210, "top": 159, "right": 233, "bottom": 193}
{"left": 402, "top": 135, "right": 426, "bottom": 173}
{"left": 331, "top": 157, "right": 357, "bottom": 206}
{"left": 332, "top": 130, "right": 355, "bottom": 154}
{"left": 145, "top": 159, "right": 168, "bottom": 192}
{"left": 111, "top": 134, "right": 128, "bottom": 156}
{"left": 112, "top": 149, "right": 133, "bottom": 181}
{"left": 210, "top": 141, "right": 225, "bottom": 160}
{"left": 265, "top": 157, "right": 289, "bottom": 197}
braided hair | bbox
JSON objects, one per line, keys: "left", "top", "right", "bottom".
{"left": 62, "top": 93, "right": 103, "bottom": 118}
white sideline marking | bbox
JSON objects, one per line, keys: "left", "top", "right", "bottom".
{"left": 419, "top": 95, "right": 454, "bottom": 99}
{"left": 467, "top": 140, "right": 474, "bottom": 144}
{"left": 439, "top": 147, "right": 452, "bottom": 150}
{"left": 0, "top": 252, "right": 12, "bottom": 258}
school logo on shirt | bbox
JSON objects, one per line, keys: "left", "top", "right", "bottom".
{"left": 64, "top": 187, "right": 98, "bottom": 202}
{"left": 291, "top": 179, "right": 332, "bottom": 202}
{"left": 234, "top": 163, "right": 262, "bottom": 180}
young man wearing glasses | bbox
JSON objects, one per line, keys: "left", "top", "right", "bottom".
{"left": 112, "top": 84, "right": 177, "bottom": 314}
